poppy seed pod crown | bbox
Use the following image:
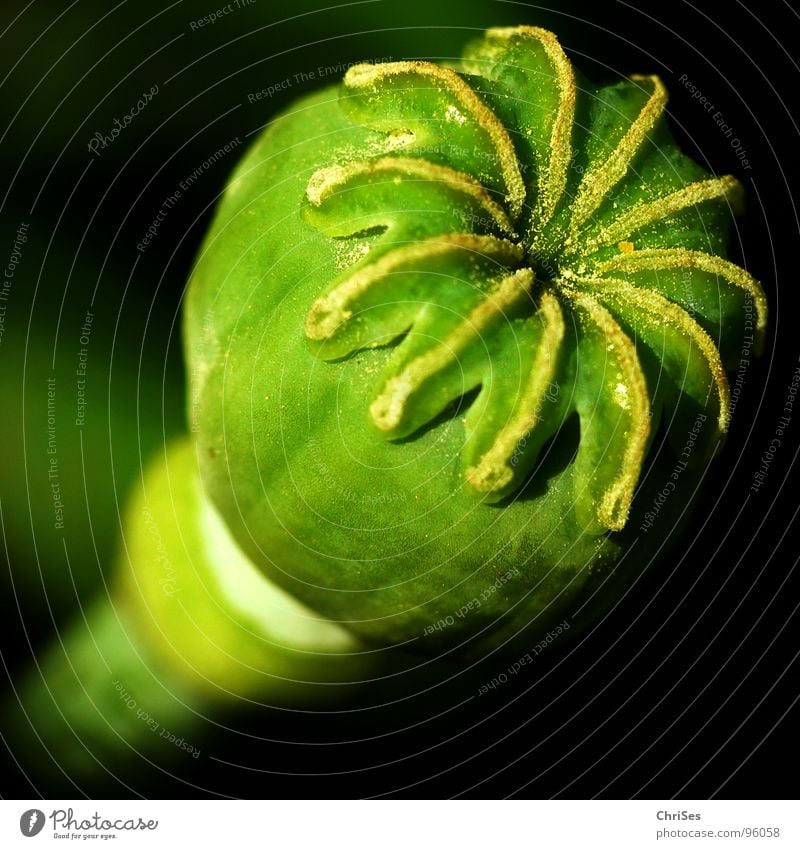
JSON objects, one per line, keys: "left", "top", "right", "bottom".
{"left": 185, "top": 26, "right": 765, "bottom": 655}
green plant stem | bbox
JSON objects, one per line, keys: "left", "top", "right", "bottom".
{"left": 4, "top": 437, "right": 374, "bottom": 786}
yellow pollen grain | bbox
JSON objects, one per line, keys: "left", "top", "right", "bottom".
{"left": 344, "top": 61, "right": 527, "bottom": 220}
{"left": 466, "top": 289, "right": 565, "bottom": 493}
{"left": 483, "top": 26, "right": 576, "bottom": 233}
{"left": 305, "top": 234, "right": 523, "bottom": 342}
{"left": 370, "top": 268, "right": 535, "bottom": 432}
{"left": 305, "top": 156, "right": 514, "bottom": 236}
{"left": 576, "top": 275, "right": 731, "bottom": 432}
{"left": 570, "top": 75, "right": 668, "bottom": 235}
{"left": 594, "top": 246, "right": 767, "bottom": 338}
{"left": 584, "top": 175, "right": 742, "bottom": 252}
{"left": 556, "top": 283, "right": 651, "bottom": 531}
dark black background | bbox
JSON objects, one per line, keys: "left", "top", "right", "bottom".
{"left": 0, "top": 0, "right": 798, "bottom": 798}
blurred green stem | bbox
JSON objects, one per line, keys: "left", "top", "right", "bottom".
{"left": 5, "top": 437, "right": 373, "bottom": 785}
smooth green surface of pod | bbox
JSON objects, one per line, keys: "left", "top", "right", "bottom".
{"left": 185, "top": 27, "right": 765, "bottom": 654}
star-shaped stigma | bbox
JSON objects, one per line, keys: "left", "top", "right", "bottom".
{"left": 302, "top": 26, "right": 767, "bottom": 533}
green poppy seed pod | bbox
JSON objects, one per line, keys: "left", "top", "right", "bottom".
{"left": 185, "top": 26, "right": 765, "bottom": 655}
